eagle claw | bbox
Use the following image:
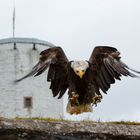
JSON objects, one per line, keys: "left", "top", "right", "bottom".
{"left": 70, "top": 92, "right": 79, "bottom": 106}
{"left": 92, "top": 95, "right": 102, "bottom": 106}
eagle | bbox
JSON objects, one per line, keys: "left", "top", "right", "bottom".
{"left": 15, "top": 46, "right": 140, "bottom": 114}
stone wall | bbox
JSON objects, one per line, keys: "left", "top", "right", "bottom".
{"left": 0, "top": 119, "right": 140, "bottom": 140}
{"left": 0, "top": 43, "right": 63, "bottom": 118}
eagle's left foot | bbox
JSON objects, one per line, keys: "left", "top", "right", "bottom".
{"left": 92, "top": 95, "right": 102, "bottom": 106}
{"left": 70, "top": 92, "right": 79, "bottom": 106}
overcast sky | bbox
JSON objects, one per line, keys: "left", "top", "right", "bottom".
{"left": 0, "top": 0, "right": 140, "bottom": 121}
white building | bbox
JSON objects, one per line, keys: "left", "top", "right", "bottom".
{"left": 0, "top": 37, "right": 64, "bottom": 118}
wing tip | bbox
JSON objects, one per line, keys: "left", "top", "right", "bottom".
{"left": 13, "top": 78, "right": 24, "bottom": 83}
{"left": 126, "top": 66, "right": 140, "bottom": 78}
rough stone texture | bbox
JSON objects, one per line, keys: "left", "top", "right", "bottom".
{"left": 0, "top": 119, "right": 140, "bottom": 140}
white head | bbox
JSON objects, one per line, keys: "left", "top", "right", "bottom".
{"left": 71, "top": 61, "right": 89, "bottom": 79}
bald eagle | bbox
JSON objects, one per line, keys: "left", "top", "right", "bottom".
{"left": 15, "top": 46, "right": 140, "bottom": 114}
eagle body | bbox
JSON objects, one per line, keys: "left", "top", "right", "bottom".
{"left": 15, "top": 46, "right": 140, "bottom": 115}
{"left": 68, "top": 61, "right": 93, "bottom": 104}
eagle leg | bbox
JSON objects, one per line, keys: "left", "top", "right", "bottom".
{"left": 70, "top": 92, "right": 79, "bottom": 106}
{"left": 92, "top": 95, "right": 102, "bottom": 106}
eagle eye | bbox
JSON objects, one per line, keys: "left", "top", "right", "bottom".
{"left": 76, "top": 70, "right": 79, "bottom": 73}
{"left": 82, "top": 70, "right": 85, "bottom": 72}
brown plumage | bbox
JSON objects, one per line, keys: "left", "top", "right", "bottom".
{"left": 15, "top": 46, "right": 140, "bottom": 114}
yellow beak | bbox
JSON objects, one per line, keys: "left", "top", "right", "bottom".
{"left": 78, "top": 70, "right": 85, "bottom": 79}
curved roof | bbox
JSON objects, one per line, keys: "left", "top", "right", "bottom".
{"left": 0, "top": 37, "right": 55, "bottom": 47}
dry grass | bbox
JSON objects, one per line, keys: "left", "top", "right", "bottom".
{"left": 0, "top": 117, "right": 140, "bottom": 125}
{"left": 106, "top": 121, "right": 140, "bottom": 125}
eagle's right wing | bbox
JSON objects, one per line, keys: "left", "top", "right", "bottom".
{"left": 15, "top": 46, "right": 69, "bottom": 99}
{"left": 89, "top": 46, "right": 140, "bottom": 94}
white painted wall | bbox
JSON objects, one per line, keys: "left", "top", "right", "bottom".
{"left": 0, "top": 43, "right": 64, "bottom": 118}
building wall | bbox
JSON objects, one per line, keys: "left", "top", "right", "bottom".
{"left": 0, "top": 43, "right": 63, "bottom": 118}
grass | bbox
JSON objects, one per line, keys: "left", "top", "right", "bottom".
{"left": 15, "top": 117, "right": 67, "bottom": 122}
{"left": 0, "top": 117, "right": 66, "bottom": 122}
{"left": 0, "top": 117, "right": 140, "bottom": 125}
{"left": 106, "top": 121, "right": 140, "bottom": 125}
{"left": 18, "top": 118, "right": 140, "bottom": 125}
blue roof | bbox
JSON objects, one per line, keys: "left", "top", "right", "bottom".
{"left": 0, "top": 37, "right": 55, "bottom": 47}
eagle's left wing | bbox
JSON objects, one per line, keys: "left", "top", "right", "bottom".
{"left": 15, "top": 46, "right": 69, "bottom": 99}
{"left": 89, "top": 46, "right": 140, "bottom": 94}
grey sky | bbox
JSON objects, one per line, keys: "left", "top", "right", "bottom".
{"left": 0, "top": 0, "right": 140, "bottom": 121}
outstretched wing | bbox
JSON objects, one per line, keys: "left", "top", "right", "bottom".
{"left": 89, "top": 46, "right": 140, "bottom": 94}
{"left": 15, "top": 46, "right": 69, "bottom": 98}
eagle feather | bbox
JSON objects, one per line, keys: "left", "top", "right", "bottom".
{"left": 15, "top": 46, "right": 140, "bottom": 114}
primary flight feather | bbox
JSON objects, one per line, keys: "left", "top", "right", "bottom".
{"left": 15, "top": 46, "right": 140, "bottom": 114}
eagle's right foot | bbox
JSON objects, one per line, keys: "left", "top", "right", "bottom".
{"left": 92, "top": 95, "right": 102, "bottom": 106}
{"left": 70, "top": 92, "right": 79, "bottom": 106}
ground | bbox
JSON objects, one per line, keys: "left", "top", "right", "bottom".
{"left": 0, "top": 118, "right": 140, "bottom": 140}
